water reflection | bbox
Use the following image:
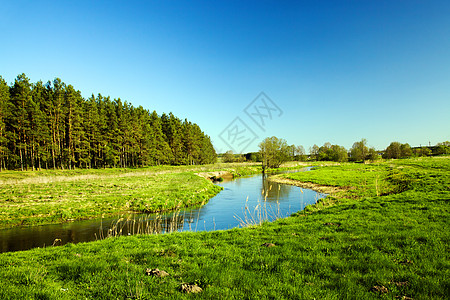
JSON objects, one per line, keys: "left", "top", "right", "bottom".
{"left": 261, "top": 176, "right": 293, "bottom": 202}
{"left": 261, "top": 168, "right": 311, "bottom": 202}
{"left": 0, "top": 168, "right": 324, "bottom": 253}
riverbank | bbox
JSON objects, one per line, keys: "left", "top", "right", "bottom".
{"left": 1, "top": 157, "right": 448, "bottom": 299}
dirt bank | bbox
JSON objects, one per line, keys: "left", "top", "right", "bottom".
{"left": 268, "top": 174, "right": 347, "bottom": 194}
{"left": 195, "top": 171, "right": 233, "bottom": 181}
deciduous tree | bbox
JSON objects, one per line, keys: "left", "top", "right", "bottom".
{"left": 384, "top": 142, "right": 400, "bottom": 159}
{"left": 259, "top": 136, "right": 290, "bottom": 170}
{"left": 295, "top": 145, "right": 306, "bottom": 161}
{"left": 309, "top": 144, "right": 319, "bottom": 161}
{"left": 223, "top": 150, "right": 235, "bottom": 163}
{"left": 350, "top": 139, "right": 369, "bottom": 162}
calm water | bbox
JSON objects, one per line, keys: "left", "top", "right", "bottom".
{"left": 0, "top": 169, "right": 325, "bottom": 253}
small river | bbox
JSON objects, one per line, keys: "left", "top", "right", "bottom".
{"left": 0, "top": 168, "right": 325, "bottom": 253}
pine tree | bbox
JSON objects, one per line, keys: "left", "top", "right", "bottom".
{"left": 128, "top": 106, "right": 143, "bottom": 167}
{"left": 9, "top": 73, "right": 34, "bottom": 170}
{"left": 63, "top": 85, "right": 84, "bottom": 169}
{"left": 102, "top": 97, "right": 120, "bottom": 167}
{"left": 114, "top": 98, "right": 126, "bottom": 167}
{"left": 45, "top": 78, "right": 66, "bottom": 169}
{"left": 182, "top": 120, "right": 201, "bottom": 165}
{"left": 200, "top": 134, "right": 217, "bottom": 164}
{"left": 162, "top": 113, "right": 185, "bottom": 165}
{"left": 82, "top": 95, "right": 100, "bottom": 168}
{"left": 0, "top": 76, "right": 10, "bottom": 170}
{"left": 148, "top": 110, "right": 172, "bottom": 165}
{"left": 31, "top": 81, "right": 52, "bottom": 170}
{"left": 76, "top": 97, "right": 91, "bottom": 168}
{"left": 95, "top": 94, "right": 109, "bottom": 167}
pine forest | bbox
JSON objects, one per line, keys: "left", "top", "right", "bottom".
{"left": 0, "top": 74, "right": 217, "bottom": 171}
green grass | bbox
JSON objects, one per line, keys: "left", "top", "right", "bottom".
{"left": 0, "top": 157, "right": 449, "bottom": 299}
{"left": 285, "top": 163, "right": 395, "bottom": 200}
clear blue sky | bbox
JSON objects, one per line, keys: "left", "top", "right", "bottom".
{"left": 1, "top": 0, "right": 449, "bottom": 153}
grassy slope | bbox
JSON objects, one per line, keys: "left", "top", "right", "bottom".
{"left": 0, "top": 158, "right": 449, "bottom": 299}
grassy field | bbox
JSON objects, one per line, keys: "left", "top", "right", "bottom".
{"left": 0, "top": 157, "right": 449, "bottom": 299}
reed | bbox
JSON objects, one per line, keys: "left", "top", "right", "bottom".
{"left": 97, "top": 206, "right": 206, "bottom": 240}
{"left": 102, "top": 213, "right": 177, "bottom": 238}
{"left": 234, "top": 184, "right": 283, "bottom": 227}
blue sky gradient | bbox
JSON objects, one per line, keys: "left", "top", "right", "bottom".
{"left": 1, "top": 0, "right": 449, "bottom": 153}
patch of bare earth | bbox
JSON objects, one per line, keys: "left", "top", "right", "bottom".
{"left": 267, "top": 175, "right": 347, "bottom": 194}
{"left": 195, "top": 171, "right": 233, "bottom": 181}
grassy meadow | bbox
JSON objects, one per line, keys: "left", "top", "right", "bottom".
{"left": 0, "top": 157, "right": 449, "bottom": 299}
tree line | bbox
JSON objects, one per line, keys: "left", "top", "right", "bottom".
{"left": 255, "top": 137, "right": 449, "bottom": 169}
{"left": 0, "top": 74, "right": 217, "bottom": 171}
{"left": 256, "top": 137, "right": 376, "bottom": 169}
{"left": 382, "top": 141, "right": 450, "bottom": 158}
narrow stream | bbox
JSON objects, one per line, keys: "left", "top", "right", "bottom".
{"left": 0, "top": 168, "right": 325, "bottom": 253}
